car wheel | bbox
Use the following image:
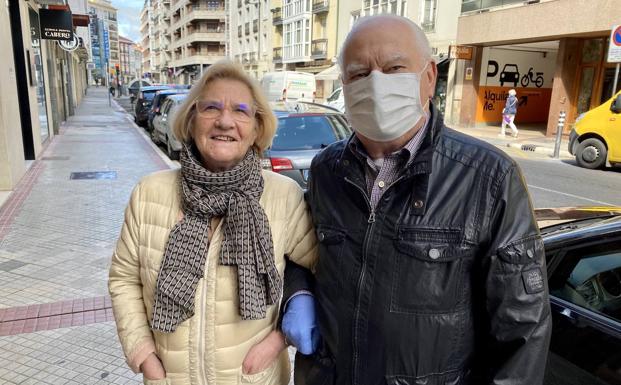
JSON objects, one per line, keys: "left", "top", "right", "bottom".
{"left": 575, "top": 138, "right": 607, "bottom": 169}
{"left": 167, "top": 137, "right": 179, "bottom": 161}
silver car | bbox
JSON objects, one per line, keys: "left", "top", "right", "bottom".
{"left": 151, "top": 94, "right": 187, "bottom": 160}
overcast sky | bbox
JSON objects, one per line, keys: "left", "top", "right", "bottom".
{"left": 112, "top": 0, "right": 142, "bottom": 43}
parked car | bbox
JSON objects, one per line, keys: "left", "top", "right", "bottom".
{"left": 262, "top": 102, "right": 351, "bottom": 189}
{"left": 325, "top": 87, "right": 345, "bottom": 112}
{"left": 537, "top": 207, "right": 621, "bottom": 385}
{"left": 133, "top": 86, "right": 172, "bottom": 127}
{"left": 569, "top": 90, "right": 621, "bottom": 170}
{"left": 128, "top": 79, "right": 152, "bottom": 103}
{"left": 152, "top": 94, "right": 188, "bottom": 160}
{"left": 147, "top": 89, "right": 189, "bottom": 132}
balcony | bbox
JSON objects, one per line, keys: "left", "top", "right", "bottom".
{"left": 238, "top": 25, "right": 242, "bottom": 37}
{"left": 461, "top": 0, "right": 524, "bottom": 13}
{"left": 273, "top": 47, "right": 282, "bottom": 63}
{"left": 253, "top": 19, "right": 258, "bottom": 33}
{"left": 272, "top": 7, "right": 282, "bottom": 25}
{"left": 311, "top": 38, "right": 328, "bottom": 59}
{"left": 249, "top": 52, "right": 257, "bottom": 62}
{"left": 312, "top": 0, "right": 329, "bottom": 13}
{"left": 173, "top": 31, "right": 226, "bottom": 49}
{"left": 245, "top": 22, "right": 250, "bottom": 35}
{"left": 421, "top": 21, "right": 435, "bottom": 32}
{"left": 242, "top": 53, "right": 249, "bottom": 63}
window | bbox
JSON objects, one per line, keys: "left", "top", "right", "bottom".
{"left": 546, "top": 243, "right": 621, "bottom": 385}
{"left": 421, "top": 0, "right": 437, "bottom": 32}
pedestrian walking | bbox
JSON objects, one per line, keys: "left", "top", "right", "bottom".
{"left": 108, "top": 61, "right": 318, "bottom": 385}
{"left": 500, "top": 88, "right": 519, "bottom": 138}
{"left": 283, "top": 15, "right": 551, "bottom": 385}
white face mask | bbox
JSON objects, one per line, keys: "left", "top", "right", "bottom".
{"left": 343, "top": 66, "right": 429, "bottom": 142}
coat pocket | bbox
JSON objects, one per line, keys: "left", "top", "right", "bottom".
{"left": 315, "top": 226, "right": 346, "bottom": 291}
{"left": 391, "top": 229, "right": 474, "bottom": 314}
{"left": 239, "top": 361, "right": 278, "bottom": 383}
{"left": 143, "top": 377, "right": 171, "bottom": 385}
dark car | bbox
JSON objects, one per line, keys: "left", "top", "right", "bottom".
{"left": 538, "top": 207, "right": 621, "bottom": 385}
{"left": 128, "top": 80, "right": 152, "bottom": 103}
{"left": 147, "top": 89, "right": 189, "bottom": 132}
{"left": 262, "top": 102, "right": 351, "bottom": 189}
{"left": 133, "top": 86, "right": 172, "bottom": 127}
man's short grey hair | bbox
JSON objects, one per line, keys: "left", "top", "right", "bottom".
{"left": 338, "top": 15, "right": 432, "bottom": 70}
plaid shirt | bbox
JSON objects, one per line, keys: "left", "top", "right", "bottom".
{"left": 349, "top": 119, "right": 428, "bottom": 211}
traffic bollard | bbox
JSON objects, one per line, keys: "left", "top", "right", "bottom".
{"left": 553, "top": 111, "right": 566, "bottom": 159}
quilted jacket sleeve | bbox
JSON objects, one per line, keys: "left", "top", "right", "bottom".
{"left": 108, "top": 182, "right": 156, "bottom": 373}
{"left": 483, "top": 164, "right": 552, "bottom": 385}
{"left": 284, "top": 181, "right": 318, "bottom": 272}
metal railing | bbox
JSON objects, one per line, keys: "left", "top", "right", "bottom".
{"left": 272, "top": 7, "right": 282, "bottom": 24}
{"left": 312, "top": 0, "right": 329, "bottom": 12}
{"left": 311, "top": 38, "right": 328, "bottom": 59}
{"left": 461, "top": 0, "right": 528, "bottom": 13}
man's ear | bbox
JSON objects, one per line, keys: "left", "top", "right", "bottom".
{"left": 426, "top": 61, "right": 438, "bottom": 99}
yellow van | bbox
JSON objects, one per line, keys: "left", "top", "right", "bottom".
{"left": 569, "top": 90, "right": 621, "bottom": 169}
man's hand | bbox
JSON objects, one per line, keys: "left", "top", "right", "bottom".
{"left": 242, "top": 330, "right": 286, "bottom": 375}
{"left": 140, "top": 352, "right": 166, "bottom": 380}
{"left": 282, "top": 293, "right": 320, "bottom": 355}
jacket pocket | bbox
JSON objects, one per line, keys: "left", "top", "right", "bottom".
{"left": 143, "top": 377, "right": 171, "bottom": 385}
{"left": 239, "top": 361, "right": 278, "bottom": 383}
{"left": 391, "top": 229, "right": 474, "bottom": 314}
{"left": 315, "top": 226, "right": 346, "bottom": 291}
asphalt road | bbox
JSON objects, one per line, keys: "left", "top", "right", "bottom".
{"left": 514, "top": 155, "right": 621, "bottom": 208}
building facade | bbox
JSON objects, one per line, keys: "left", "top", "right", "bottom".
{"left": 453, "top": 0, "right": 621, "bottom": 135}
{"left": 118, "top": 35, "right": 135, "bottom": 85}
{"left": 88, "top": 0, "right": 119, "bottom": 85}
{"left": 1, "top": 0, "right": 89, "bottom": 192}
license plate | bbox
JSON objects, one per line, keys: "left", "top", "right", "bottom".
{"left": 302, "top": 169, "right": 310, "bottom": 181}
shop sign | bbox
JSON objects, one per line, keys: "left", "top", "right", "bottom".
{"left": 607, "top": 25, "right": 621, "bottom": 63}
{"left": 449, "top": 45, "right": 474, "bottom": 60}
{"left": 58, "top": 35, "right": 79, "bottom": 51}
{"left": 39, "top": 9, "right": 73, "bottom": 41}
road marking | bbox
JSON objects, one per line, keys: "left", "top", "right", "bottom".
{"left": 527, "top": 185, "right": 616, "bottom": 206}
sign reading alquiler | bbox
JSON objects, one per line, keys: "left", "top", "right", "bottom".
{"left": 39, "top": 9, "right": 73, "bottom": 41}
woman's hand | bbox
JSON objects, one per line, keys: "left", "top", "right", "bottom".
{"left": 242, "top": 330, "right": 286, "bottom": 375}
{"left": 141, "top": 353, "right": 166, "bottom": 380}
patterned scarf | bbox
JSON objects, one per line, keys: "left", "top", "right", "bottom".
{"left": 150, "top": 144, "right": 280, "bottom": 333}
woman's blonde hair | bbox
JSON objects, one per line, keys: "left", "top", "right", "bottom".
{"left": 172, "top": 60, "right": 277, "bottom": 152}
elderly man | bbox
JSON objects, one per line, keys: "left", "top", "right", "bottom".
{"left": 283, "top": 14, "right": 551, "bottom": 385}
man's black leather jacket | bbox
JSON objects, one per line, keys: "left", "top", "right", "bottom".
{"left": 293, "top": 105, "right": 552, "bottom": 385}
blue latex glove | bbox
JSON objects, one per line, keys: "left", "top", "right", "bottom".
{"left": 282, "top": 293, "right": 320, "bottom": 355}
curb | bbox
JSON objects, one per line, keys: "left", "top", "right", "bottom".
{"left": 507, "top": 142, "right": 572, "bottom": 158}
{"left": 111, "top": 98, "right": 179, "bottom": 170}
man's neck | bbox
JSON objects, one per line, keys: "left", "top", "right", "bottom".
{"left": 358, "top": 118, "right": 426, "bottom": 160}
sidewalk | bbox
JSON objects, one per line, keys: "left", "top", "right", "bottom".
{"left": 0, "top": 87, "right": 171, "bottom": 384}
{"left": 450, "top": 123, "right": 573, "bottom": 159}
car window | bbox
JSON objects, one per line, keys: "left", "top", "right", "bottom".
{"left": 161, "top": 99, "right": 171, "bottom": 114}
{"left": 546, "top": 243, "right": 621, "bottom": 385}
{"left": 272, "top": 115, "right": 344, "bottom": 151}
{"left": 326, "top": 115, "right": 351, "bottom": 139}
{"left": 143, "top": 92, "right": 157, "bottom": 101}
{"left": 327, "top": 89, "right": 340, "bottom": 102}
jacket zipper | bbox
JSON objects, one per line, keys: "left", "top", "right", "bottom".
{"left": 199, "top": 280, "right": 208, "bottom": 383}
{"left": 344, "top": 177, "right": 375, "bottom": 385}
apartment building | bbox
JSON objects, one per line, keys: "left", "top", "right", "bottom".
{"left": 119, "top": 36, "right": 135, "bottom": 85}
{"left": 453, "top": 0, "right": 621, "bottom": 136}
{"left": 140, "top": 0, "right": 228, "bottom": 84}
{"left": 88, "top": 0, "right": 120, "bottom": 81}
{"left": 232, "top": 0, "right": 272, "bottom": 79}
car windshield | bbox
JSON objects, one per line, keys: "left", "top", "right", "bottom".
{"left": 143, "top": 92, "right": 158, "bottom": 101}
{"left": 272, "top": 115, "right": 346, "bottom": 151}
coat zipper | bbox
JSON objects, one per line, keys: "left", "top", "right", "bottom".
{"left": 199, "top": 279, "right": 208, "bottom": 383}
{"left": 344, "top": 177, "right": 375, "bottom": 385}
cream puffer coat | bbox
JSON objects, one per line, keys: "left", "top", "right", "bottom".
{"left": 109, "top": 169, "right": 318, "bottom": 385}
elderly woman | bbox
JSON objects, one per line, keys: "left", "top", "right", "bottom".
{"left": 109, "top": 61, "right": 317, "bottom": 385}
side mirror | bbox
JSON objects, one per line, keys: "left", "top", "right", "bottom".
{"left": 611, "top": 95, "right": 621, "bottom": 113}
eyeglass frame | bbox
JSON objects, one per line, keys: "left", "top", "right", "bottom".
{"left": 193, "top": 99, "right": 257, "bottom": 123}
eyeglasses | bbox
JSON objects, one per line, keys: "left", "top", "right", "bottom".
{"left": 195, "top": 100, "right": 255, "bottom": 123}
